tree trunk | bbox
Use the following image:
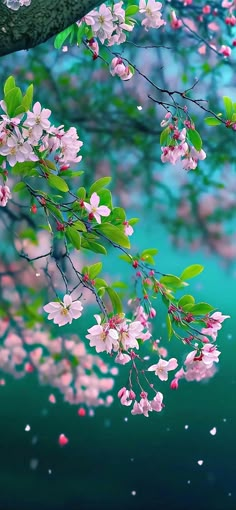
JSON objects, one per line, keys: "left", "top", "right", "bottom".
{"left": 0, "top": 0, "right": 103, "bottom": 57}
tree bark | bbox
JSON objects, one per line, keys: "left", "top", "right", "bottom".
{"left": 0, "top": 0, "right": 103, "bottom": 57}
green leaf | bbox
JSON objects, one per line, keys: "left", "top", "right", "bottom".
{"left": 125, "top": 5, "right": 139, "bottom": 15}
{"left": 178, "top": 294, "right": 195, "bottom": 309}
{"left": 4, "top": 76, "right": 16, "bottom": 96}
{"left": 189, "top": 303, "right": 215, "bottom": 316}
{"left": 66, "top": 226, "right": 81, "bottom": 250}
{"left": 5, "top": 87, "right": 23, "bottom": 117}
{"left": 76, "top": 23, "right": 86, "bottom": 46}
{"left": 12, "top": 181, "right": 26, "bottom": 192}
{"left": 72, "top": 220, "right": 87, "bottom": 232}
{"left": 97, "top": 189, "right": 112, "bottom": 209}
{"left": 128, "top": 217, "right": 139, "bottom": 226}
{"left": 180, "top": 264, "right": 204, "bottom": 280}
{"left": 22, "top": 84, "right": 34, "bottom": 111}
{"left": 46, "top": 203, "right": 64, "bottom": 221}
{"left": 166, "top": 314, "right": 173, "bottom": 340}
{"left": 160, "top": 274, "right": 188, "bottom": 289}
{"left": 54, "top": 25, "right": 74, "bottom": 49}
{"left": 109, "top": 207, "right": 126, "bottom": 224}
{"left": 81, "top": 239, "right": 107, "bottom": 255}
{"left": 47, "top": 174, "right": 69, "bottom": 192}
{"left": 119, "top": 254, "right": 132, "bottom": 264}
{"left": 12, "top": 161, "right": 36, "bottom": 176}
{"left": 106, "top": 286, "right": 123, "bottom": 314}
{"left": 160, "top": 126, "right": 170, "bottom": 146}
{"left": 223, "top": 96, "right": 233, "bottom": 119}
{"left": 97, "top": 223, "right": 130, "bottom": 249}
{"left": 88, "top": 262, "right": 103, "bottom": 279}
{"left": 187, "top": 129, "right": 202, "bottom": 151}
{"left": 141, "top": 248, "right": 158, "bottom": 258}
{"left": 90, "top": 177, "right": 112, "bottom": 195}
{"left": 76, "top": 187, "right": 86, "bottom": 199}
{"left": 94, "top": 278, "right": 108, "bottom": 289}
{"left": 205, "top": 117, "right": 221, "bottom": 126}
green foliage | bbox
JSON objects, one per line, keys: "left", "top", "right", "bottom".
{"left": 187, "top": 129, "right": 202, "bottom": 151}
{"left": 180, "top": 264, "right": 204, "bottom": 280}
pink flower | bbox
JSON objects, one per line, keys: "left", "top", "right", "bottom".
{"left": 115, "top": 352, "right": 131, "bottom": 364}
{"left": 86, "top": 4, "right": 114, "bottom": 44}
{"left": 139, "top": 0, "right": 166, "bottom": 30}
{"left": 131, "top": 397, "right": 153, "bottom": 417}
{"left": 43, "top": 294, "right": 83, "bottom": 326}
{"left": 86, "top": 314, "right": 119, "bottom": 353}
{"left": 110, "top": 58, "right": 134, "bottom": 81}
{"left": 150, "top": 392, "right": 164, "bottom": 411}
{"left": 148, "top": 358, "right": 178, "bottom": 381}
{"left": 219, "top": 45, "right": 232, "bottom": 57}
{"left": 117, "top": 320, "right": 144, "bottom": 349}
{"left": 0, "top": 185, "right": 11, "bottom": 207}
{"left": 25, "top": 101, "right": 51, "bottom": 139}
{"left": 123, "top": 221, "right": 134, "bottom": 236}
{"left": 202, "top": 344, "right": 221, "bottom": 367}
{"left": 84, "top": 192, "right": 110, "bottom": 223}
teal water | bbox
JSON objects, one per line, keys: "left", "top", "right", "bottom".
{"left": 0, "top": 221, "right": 235, "bottom": 510}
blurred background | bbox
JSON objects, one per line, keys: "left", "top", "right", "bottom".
{"left": 0, "top": 17, "right": 236, "bottom": 510}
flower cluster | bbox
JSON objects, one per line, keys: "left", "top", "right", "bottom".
{"left": 118, "top": 388, "right": 164, "bottom": 417}
{"left": 160, "top": 117, "right": 206, "bottom": 171}
{"left": 83, "top": 0, "right": 165, "bottom": 48}
{"left": 0, "top": 318, "right": 116, "bottom": 409}
{"left": 0, "top": 100, "right": 83, "bottom": 168}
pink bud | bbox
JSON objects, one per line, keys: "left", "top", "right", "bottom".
{"left": 129, "top": 390, "right": 136, "bottom": 400}
{"left": 77, "top": 408, "right": 86, "bottom": 417}
{"left": 25, "top": 362, "right": 34, "bottom": 373}
{"left": 170, "top": 379, "right": 179, "bottom": 390}
{"left": 118, "top": 387, "right": 127, "bottom": 399}
{"left": 58, "top": 434, "right": 69, "bottom": 446}
{"left": 149, "top": 307, "right": 156, "bottom": 318}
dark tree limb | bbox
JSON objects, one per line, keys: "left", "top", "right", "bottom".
{"left": 0, "top": 0, "right": 103, "bottom": 57}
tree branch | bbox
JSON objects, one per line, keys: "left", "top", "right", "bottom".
{"left": 0, "top": 0, "right": 103, "bottom": 57}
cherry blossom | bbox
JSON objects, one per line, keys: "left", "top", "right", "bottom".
{"left": 110, "top": 58, "right": 134, "bottom": 81}
{"left": 25, "top": 101, "right": 51, "bottom": 139}
{"left": 0, "top": 185, "right": 11, "bottom": 207}
{"left": 43, "top": 294, "right": 83, "bottom": 326}
{"left": 85, "top": 4, "right": 114, "bottom": 44}
{"left": 148, "top": 357, "right": 178, "bottom": 381}
{"left": 86, "top": 314, "right": 119, "bottom": 353}
{"left": 84, "top": 192, "right": 111, "bottom": 223}
{"left": 139, "top": 0, "right": 166, "bottom": 30}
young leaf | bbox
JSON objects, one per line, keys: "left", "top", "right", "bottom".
{"left": 88, "top": 262, "right": 103, "bottom": 279}
{"left": 187, "top": 129, "right": 202, "bottom": 151}
{"left": 54, "top": 26, "right": 74, "bottom": 49}
{"left": 166, "top": 314, "right": 173, "bottom": 340}
{"left": 47, "top": 174, "right": 69, "bottom": 192}
{"left": 160, "top": 126, "right": 171, "bottom": 146}
{"left": 96, "top": 223, "right": 130, "bottom": 249}
{"left": 12, "top": 181, "right": 26, "bottom": 192}
{"left": 4, "top": 76, "right": 16, "bottom": 96}
{"left": 205, "top": 117, "right": 221, "bottom": 126}
{"left": 223, "top": 96, "right": 233, "bottom": 119}
{"left": 106, "top": 286, "right": 123, "bottom": 314}
{"left": 89, "top": 177, "right": 112, "bottom": 195}
{"left": 72, "top": 220, "right": 87, "bottom": 232}
{"left": 5, "top": 87, "right": 23, "bottom": 117}
{"left": 66, "top": 226, "right": 81, "bottom": 250}
{"left": 81, "top": 238, "right": 107, "bottom": 255}
{"left": 189, "top": 303, "right": 215, "bottom": 315}
{"left": 180, "top": 264, "right": 204, "bottom": 280}
{"left": 178, "top": 294, "right": 195, "bottom": 308}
